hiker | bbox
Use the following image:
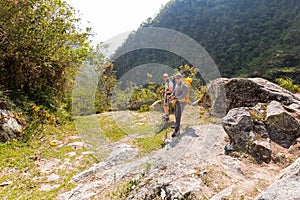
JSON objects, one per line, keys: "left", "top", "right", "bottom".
{"left": 161, "top": 73, "right": 173, "bottom": 121}
{"left": 170, "top": 73, "right": 188, "bottom": 137}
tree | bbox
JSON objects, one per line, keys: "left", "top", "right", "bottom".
{"left": 96, "top": 63, "right": 117, "bottom": 113}
{"left": 0, "top": 0, "right": 91, "bottom": 109}
{"left": 113, "top": 0, "right": 300, "bottom": 84}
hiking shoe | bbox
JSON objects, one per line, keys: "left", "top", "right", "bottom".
{"left": 171, "top": 131, "right": 179, "bottom": 138}
{"left": 170, "top": 123, "right": 175, "bottom": 128}
{"left": 162, "top": 114, "right": 169, "bottom": 121}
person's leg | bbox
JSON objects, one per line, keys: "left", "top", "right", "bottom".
{"left": 172, "top": 102, "right": 185, "bottom": 137}
{"left": 174, "top": 101, "right": 181, "bottom": 132}
{"left": 163, "top": 95, "right": 167, "bottom": 115}
{"left": 163, "top": 105, "right": 169, "bottom": 116}
{"left": 166, "top": 102, "right": 169, "bottom": 115}
{"left": 180, "top": 102, "right": 186, "bottom": 115}
{"left": 163, "top": 95, "right": 169, "bottom": 120}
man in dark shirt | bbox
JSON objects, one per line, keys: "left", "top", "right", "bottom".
{"left": 170, "top": 73, "right": 188, "bottom": 137}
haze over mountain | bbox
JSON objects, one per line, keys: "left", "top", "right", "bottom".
{"left": 113, "top": 0, "right": 300, "bottom": 84}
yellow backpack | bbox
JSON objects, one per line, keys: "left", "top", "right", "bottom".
{"left": 177, "top": 77, "right": 192, "bottom": 104}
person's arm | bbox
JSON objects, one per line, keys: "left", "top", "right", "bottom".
{"left": 168, "top": 81, "right": 173, "bottom": 91}
{"left": 175, "top": 84, "right": 188, "bottom": 100}
{"left": 166, "top": 81, "right": 173, "bottom": 94}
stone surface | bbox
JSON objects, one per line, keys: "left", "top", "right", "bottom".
{"left": 58, "top": 125, "right": 234, "bottom": 200}
{"left": 254, "top": 158, "right": 300, "bottom": 200}
{"left": 288, "top": 138, "right": 300, "bottom": 157}
{"left": 38, "top": 158, "right": 61, "bottom": 174}
{"left": 81, "top": 151, "right": 94, "bottom": 155}
{"left": 107, "top": 144, "right": 138, "bottom": 166}
{"left": 210, "top": 185, "right": 234, "bottom": 200}
{"left": 222, "top": 107, "right": 255, "bottom": 149}
{"left": 56, "top": 81, "right": 300, "bottom": 199}
{"left": 288, "top": 103, "right": 300, "bottom": 111}
{"left": 254, "top": 122, "right": 269, "bottom": 138}
{"left": 0, "top": 181, "right": 13, "bottom": 187}
{"left": 47, "top": 173, "right": 60, "bottom": 182}
{"left": 204, "top": 78, "right": 300, "bottom": 113}
{"left": 250, "top": 140, "right": 272, "bottom": 163}
{"left": 57, "top": 123, "right": 294, "bottom": 200}
{"left": 149, "top": 99, "right": 163, "bottom": 112}
{"left": 203, "top": 78, "right": 227, "bottom": 118}
{"left": 67, "top": 152, "right": 76, "bottom": 157}
{"left": 67, "top": 142, "right": 84, "bottom": 148}
{"left": 222, "top": 99, "right": 300, "bottom": 162}
{"left": 279, "top": 157, "right": 300, "bottom": 179}
{"left": 40, "top": 184, "right": 60, "bottom": 191}
{"left": 266, "top": 101, "right": 300, "bottom": 148}
{"left": 71, "top": 162, "right": 106, "bottom": 183}
{"left": 0, "top": 109, "right": 24, "bottom": 142}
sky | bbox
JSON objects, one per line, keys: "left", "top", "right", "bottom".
{"left": 66, "top": 0, "right": 170, "bottom": 43}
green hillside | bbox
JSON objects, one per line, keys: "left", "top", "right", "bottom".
{"left": 113, "top": 0, "right": 300, "bottom": 83}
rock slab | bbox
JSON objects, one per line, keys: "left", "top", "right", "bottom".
{"left": 255, "top": 158, "right": 300, "bottom": 200}
{"left": 205, "top": 78, "right": 300, "bottom": 114}
{"left": 0, "top": 109, "right": 24, "bottom": 142}
{"left": 266, "top": 101, "right": 300, "bottom": 148}
{"left": 222, "top": 107, "right": 255, "bottom": 148}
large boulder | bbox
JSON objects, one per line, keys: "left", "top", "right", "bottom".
{"left": 204, "top": 78, "right": 227, "bottom": 118}
{"left": 0, "top": 109, "right": 24, "bottom": 142}
{"left": 204, "top": 78, "right": 300, "bottom": 113}
{"left": 255, "top": 158, "right": 300, "bottom": 200}
{"left": 222, "top": 107, "right": 272, "bottom": 162}
{"left": 266, "top": 101, "right": 300, "bottom": 148}
{"left": 222, "top": 100, "right": 300, "bottom": 162}
{"left": 249, "top": 140, "right": 272, "bottom": 163}
{"left": 251, "top": 103, "right": 269, "bottom": 138}
{"left": 222, "top": 107, "right": 255, "bottom": 149}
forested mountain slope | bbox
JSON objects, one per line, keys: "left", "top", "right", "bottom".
{"left": 113, "top": 0, "right": 300, "bottom": 83}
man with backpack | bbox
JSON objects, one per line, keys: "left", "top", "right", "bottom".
{"left": 161, "top": 73, "right": 173, "bottom": 121}
{"left": 170, "top": 73, "right": 188, "bottom": 137}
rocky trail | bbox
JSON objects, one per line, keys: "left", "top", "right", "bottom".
{"left": 57, "top": 78, "right": 300, "bottom": 200}
{"left": 1, "top": 78, "right": 299, "bottom": 199}
{"left": 58, "top": 123, "right": 299, "bottom": 200}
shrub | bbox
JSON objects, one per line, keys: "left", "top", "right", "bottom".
{"left": 276, "top": 78, "right": 300, "bottom": 93}
{"left": 0, "top": 0, "right": 91, "bottom": 109}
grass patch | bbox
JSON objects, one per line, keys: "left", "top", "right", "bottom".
{"left": 97, "top": 114, "right": 127, "bottom": 142}
{"left": 132, "top": 130, "right": 166, "bottom": 154}
{"left": 74, "top": 114, "right": 128, "bottom": 144}
{"left": 0, "top": 109, "right": 208, "bottom": 199}
{"left": 0, "top": 141, "right": 35, "bottom": 169}
{"left": 0, "top": 122, "right": 97, "bottom": 200}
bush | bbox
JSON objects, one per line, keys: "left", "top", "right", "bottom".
{"left": 0, "top": 0, "right": 91, "bottom": 109}
{"left": 275, "top": 78, "right": 300, "bottom": 93}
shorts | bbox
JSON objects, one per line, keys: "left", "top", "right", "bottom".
{"left": 163, "top": 95, "right": 170, "bottom": 106}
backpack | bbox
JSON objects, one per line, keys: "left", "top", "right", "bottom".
{"left": 178, "top": 78, "right": 192, "bottom": 103}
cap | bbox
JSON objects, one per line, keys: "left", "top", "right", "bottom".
{"left": 163, "top": 73, "right": 169, "bottom": 77}
{"left": 175, "top": 73, "right": 182, "bottom": 78}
